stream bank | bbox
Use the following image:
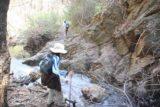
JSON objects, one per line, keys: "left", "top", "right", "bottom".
{"left": 7, "top": 58, "right": 130, "bottom": 107}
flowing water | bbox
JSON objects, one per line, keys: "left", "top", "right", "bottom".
{"left": 8, "top": 58, "right": 129, "bottom": 107}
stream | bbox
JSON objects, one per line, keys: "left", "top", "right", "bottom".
{"left": 8, "top": 58, "right": 129, "bottom": 107}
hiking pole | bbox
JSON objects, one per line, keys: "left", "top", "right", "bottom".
{"left": 68, "top": 77, "right": 72, "bottom": 107}
{"left": 65, "top": 71, "right": 76, "bottom": 107}
{"left": 68, "top": 71, "right": 74, "bottom": 107}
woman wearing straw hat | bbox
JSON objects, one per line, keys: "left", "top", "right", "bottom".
{"left": 46, "top": 43, "right": 67, "bottom": 107}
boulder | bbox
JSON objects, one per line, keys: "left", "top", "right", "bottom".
{"left": 12, "top": 67, "right": 41, "bottom": 85}
{"left": 24, "top": 33, "right": 52, "bottom": 56}
{"left": 81, "top": 84, "right": 108, "bottom": 103}
{"left": 7, "top": 85, "right": 48, "bottom": 107}
{"left": 29, "top": 70, "right": 41, "bottom": 82}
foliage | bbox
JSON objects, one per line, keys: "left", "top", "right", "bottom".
{"left": 64, "top": 0, "right": 97, "bottom": 27}
{"left": 9, "top": 45, "right": 30, "bottom": 59}
{"left": 19, "top": 11, "right": 61, "bottom": 38}
{"left": 63, "top": 0, "right": 106, "bottom": 33}
{"left": 95, "top": 4, "right": 105, "bottom": 14}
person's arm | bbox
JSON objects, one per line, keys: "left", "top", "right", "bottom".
{"left": 52, "top": 56, "right": 60, "bottom": 76}
{"left": 62, "top": 70, "right": 74, "bottom": 83}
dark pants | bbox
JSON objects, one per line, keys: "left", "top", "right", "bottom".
{"left": 65, "top": 27, "right": 69, "bottom": 36}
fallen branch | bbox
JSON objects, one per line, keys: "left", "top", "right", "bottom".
{"left": 124, "top": 81, "right": 134, "bottom": 107}
{"left": 105, "top": 82, "right": 133, "bottom": 107}
{"left": 91, "top": 73, "right": 133, "bottom": 107}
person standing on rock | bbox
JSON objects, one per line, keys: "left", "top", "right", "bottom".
{"left": 63, "top": 20, "right": 69, "bottom": 37}
{"left": 40, "top": 43, "right": 68, "bottom": 107}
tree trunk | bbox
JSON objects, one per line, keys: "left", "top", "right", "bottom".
{"left": 0, "top": 0, "right": 10, "bottom": 106}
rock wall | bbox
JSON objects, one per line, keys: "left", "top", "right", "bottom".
{"left": 85, "top": 0, "right": 160, "bottom": 106}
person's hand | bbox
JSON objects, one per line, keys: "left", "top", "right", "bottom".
{"left": 68, "top": 70, "right": 74, "bottom": 79}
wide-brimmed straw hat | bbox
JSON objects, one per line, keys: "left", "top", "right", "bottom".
{"left": 50, "top": 43, "right": 67, "bottom": 54}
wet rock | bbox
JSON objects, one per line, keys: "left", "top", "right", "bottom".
{"left": 12, "top": 68, "right": 41, "bottom": 86}
{"left": 29, "top": 69, "right": 41, "bottom": 82}
{"left": 81, "top": 84, "right": 108, "bottom": 103}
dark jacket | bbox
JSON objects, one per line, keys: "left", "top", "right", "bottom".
{"left": 42, "top": 72, "right": 61, "bottom": 91}
{"left": 47, "top": 72, "right": 61, "bottom": 91}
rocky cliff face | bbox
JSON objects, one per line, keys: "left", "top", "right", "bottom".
{"left": 85, "top": 0, "right": 160, "bottom": 106}
{"left": 86, "top": 0, "right": 160, "bottom": 83}
{"left": 23, "top": 0, "right": 160, "bottom": 106}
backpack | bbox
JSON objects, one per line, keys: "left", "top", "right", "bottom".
{"left": 66, "top": 22, "right": 69, "bottom": 28}
{"left": 39, "top": 54, "right": 53, "bottom": 74}
{"left": 39, "top": 54, "right": 53, "bottom": 85}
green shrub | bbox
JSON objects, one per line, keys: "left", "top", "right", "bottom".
{"left": 9, "top": 45, "right": 30, "bottom": 59}
{"left": 20, "top": 11, "right": 61, "bottom": 38}
{"left": 64, "top": 0, "right": 97, "bottom": 27}
{"left": 64, "top": 0, "right": 106, "bottom": 32}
